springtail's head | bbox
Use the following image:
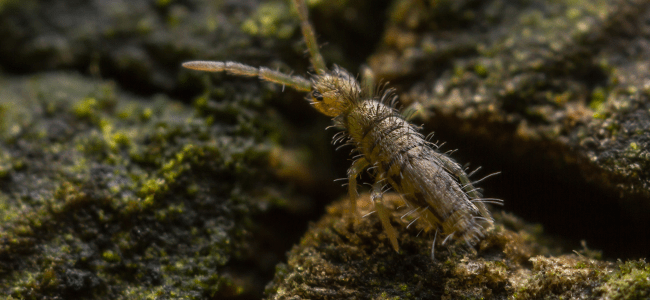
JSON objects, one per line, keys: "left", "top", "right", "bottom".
{"left": 309, "top": 65, "right": 361, "bottom": 117}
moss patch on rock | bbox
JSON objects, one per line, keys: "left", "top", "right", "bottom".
{"left": 370, "top": 0, "right": 650, "bottom": 200}
{"left": 365, "top": 0, "right": 650, "bottom": 259}
{"left": 265, "top": 194, "right": 648, "bottom": 299}
{"left": 0, "top": 72, "right": 304, "bottom": 299}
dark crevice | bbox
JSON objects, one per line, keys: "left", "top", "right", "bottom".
{"left": 425, "top": 115, "right": 650, "bottom": 260}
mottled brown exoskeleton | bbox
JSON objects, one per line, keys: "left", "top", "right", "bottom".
{"left": 183, "top": 0, "right": 500, "bottom": 259}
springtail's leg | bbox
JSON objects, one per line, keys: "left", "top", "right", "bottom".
{"left": 347, "top": 158, "right": 370, "bottom": 217}
{"left": 372, "top": 180, "right": 399, "bottom": 252}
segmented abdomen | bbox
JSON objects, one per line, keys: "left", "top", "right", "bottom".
{"left": 343, "top": 100, "right": 491, "bottom": 247}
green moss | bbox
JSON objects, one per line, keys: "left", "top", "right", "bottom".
{"left": 629, "top": 142, "right": 639, "bottom": 151}
{"left": 399, "top": 283, "right": 408, "bottom": 292}
{"left": 156, "top": 0, "right": 172, "bottom": 7}
{"left": 0, "top": 72, "right": 297, "bottom": 299}
{"left": 72, "top": 97, "right": 98, "bottom": 119}
{"left": 593, "top": 112, "right": 607, "bottom": 120}
{"left": 590, "top": 86, "right": 607, "bottom": 115}
{"left": 367, "top": 0, "right": 650, "bottom": 198}
{"left": 241, "top": 1, "right": 297, "bottom": 39}
{"left": 102, "top": 250, "right": 121, "bottom": 263}
{"left": 140, "top": 107, "right": 153, "bottom": 121}
{"left": 598, "top": 260, "right": 650, "bottom": 299}
{"left": 474, "top": 63, "right": 488, "bottom": 77}
{"left": 0, "top": 151, "right": 14, "bottom": 178}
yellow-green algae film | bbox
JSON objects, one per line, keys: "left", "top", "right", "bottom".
{"left": 0, "top": 72, "right": 311, "bottom": 299}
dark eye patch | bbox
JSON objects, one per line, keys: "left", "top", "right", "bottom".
{"left": 312, "top": 91, "right": 323, "bottom": 101}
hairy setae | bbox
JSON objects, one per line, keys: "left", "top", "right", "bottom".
{"left": 183, "top": 0, "right": 501, "bottom": 259}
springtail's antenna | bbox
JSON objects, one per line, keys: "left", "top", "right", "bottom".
{"left": 182, "top": 61, "right": 311, "bottom": 92}
{"left": 293, "top": 0, "right": 327, "bottom": 74}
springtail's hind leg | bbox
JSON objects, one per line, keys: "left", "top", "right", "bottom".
{"left": 371, "top": 180, "right": 399, "bottom": 252}
{"left": 347, "top": 158, "right": 370, "bottom": 217}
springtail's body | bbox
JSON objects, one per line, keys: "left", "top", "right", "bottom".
{"left": 183, "top": 0, "right": 499, "bottom": 259}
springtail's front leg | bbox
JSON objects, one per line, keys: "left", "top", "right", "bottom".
{"left": 371, "top": 179, "right": 400, "bottom": 252}
{"left": 347, "top": 158, "right": 370, "bottom": 217}
{"left": 348, "top": 158, "right": 398, "bottom": 251}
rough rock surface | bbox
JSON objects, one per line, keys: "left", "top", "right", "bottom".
{"left": 0, "top": 0, "right": 649, "bottom": 299}
{"left": 265, "top": 195, "right": 648, "bottom": 299}
{"left": 368, "top": 0, "right": 650, "bottom": 258}
{"left": 0, "top": 72, "right": 316, "bottom": 299}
